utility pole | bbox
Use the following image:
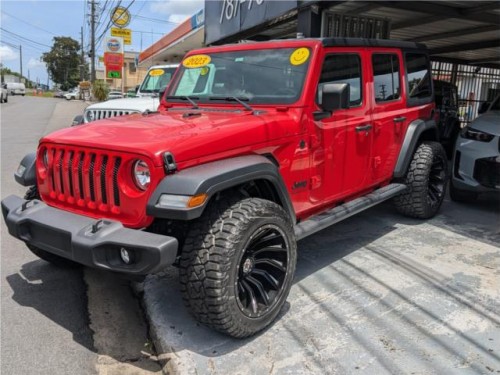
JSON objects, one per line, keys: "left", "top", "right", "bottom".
{"left": 80, "top": 26, "right": 85, "bottom": 81}
{"left": 19, "top": 44, "right": 23, "bottom": 80}
{"left": 90, "top": 0, "right": 96, "bottom": 82}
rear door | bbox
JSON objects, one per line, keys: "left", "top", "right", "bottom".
{"left": 369, "top": 50, "right": 407, "bottom": 184}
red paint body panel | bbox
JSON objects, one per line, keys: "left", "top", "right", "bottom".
{"left": 36, "top": 39, "right": 434, "bottom": 228}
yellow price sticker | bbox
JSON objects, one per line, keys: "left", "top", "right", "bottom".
{"left": 183, "top": 54, "right": 211, "bottom": 69}
{"left": 290, "top": 48, "right": 310, "bottom": 66}
{"left": 149, "top": 69, "right": 165, "bottom": 77}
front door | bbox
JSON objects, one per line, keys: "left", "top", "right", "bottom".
{"left": 309, "top": 49, "right": 373, "bottom": 205}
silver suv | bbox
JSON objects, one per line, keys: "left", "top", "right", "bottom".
{"left": 451, "top": 95, "right": 500, "bottom": 201}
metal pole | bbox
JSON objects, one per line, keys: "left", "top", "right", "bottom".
{"left": 19, "top": 44, "right": 22, "bottom": 79}
{"left": 81, "top": 26, "right": 85, "bottom": 81}
{"left": 90, "top": 0, "right": 96, "bottom": 82}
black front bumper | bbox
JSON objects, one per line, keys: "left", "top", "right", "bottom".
{"left": 473, "top": 157, "right": 500, "bottom": 189}
{"left": 1, "top": 195, "right": 178, "bottom": 275}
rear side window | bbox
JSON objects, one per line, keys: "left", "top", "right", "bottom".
{"left": 373, "top": 54, "right": 400, "bottom": 102}
{"left": 405, "top": 53, "right": 432, "bottom": 104}
{"left": 318, "top": 54, "right": 362, "bottom": 106}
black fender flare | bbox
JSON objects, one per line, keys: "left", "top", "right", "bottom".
{"left": 146, "top": 155, "right": 296, "bottom": 222}
{"left": 393, "top": 119, "right": 438, "bottom": 178}
{"left": 14, "top": 152, "right": 37, "bottom": 186}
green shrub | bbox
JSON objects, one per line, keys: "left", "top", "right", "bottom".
{"left": 92, "top": 80, "right": 109, "bottom": 101}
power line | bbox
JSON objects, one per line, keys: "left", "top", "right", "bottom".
{"left": 1, "top": 10, "right": 58, "bottom": 36}
{"left": 0, "top": 28, "right": 52, "bottom": 48}
{"left": 135, "top": 15, "right": 179, "bottom": 25}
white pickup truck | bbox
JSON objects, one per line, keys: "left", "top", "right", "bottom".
{"left": 73, "top": 64, "right": 178, "bottom": 125}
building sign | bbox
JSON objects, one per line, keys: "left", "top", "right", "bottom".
{"left": 111, "top": 27, "right": 132, "bottom": 45}
{"left": 205, "top": 0, "right": 297, "bottom": 45}
{"left": 104, "top": 36, "right": 124, "bottom": 54}
{"left": 111, "top": 6, "right": 131, "bottom": 28}
{"left": 190, "top": 8, "right": 205, "bottom": 29}
{"left": 106, "top": 69, "right": 122, "bottom": 79}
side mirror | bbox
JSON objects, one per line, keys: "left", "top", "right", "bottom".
{"left": 478, "top": 101, "right": 490, "bottom": 115}
{"left": 71, "top": 115, "right": 84, "bottom": 126}
{"left": 321, "top": 83, "right": 350, "bottom": 112}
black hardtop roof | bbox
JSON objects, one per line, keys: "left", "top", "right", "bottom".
{"left": 320, "top": 37, "right": 427, "bottom": 50}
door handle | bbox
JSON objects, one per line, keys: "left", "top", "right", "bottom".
{"left": 393, "top": 116, "right": 406, "bottom": 123}
{"left": 355, "top": 124, "right": 373, "bottom": 132}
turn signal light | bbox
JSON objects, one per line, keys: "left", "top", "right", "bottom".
{"left": 187, "top": 194, "right": 208, "bottom": 208}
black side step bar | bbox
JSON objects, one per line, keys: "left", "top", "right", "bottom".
{"left": 294, "top": 183, "right": 407, "bottom": 240}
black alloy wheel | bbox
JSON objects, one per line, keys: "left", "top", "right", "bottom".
{"left": 428, "top": 153, "right": 447, "bottom": 208}
{"left": 236, "top": 224, "right": 290, "bottom": 318}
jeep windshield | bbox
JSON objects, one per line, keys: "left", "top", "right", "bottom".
{"left": 168, "top": 48, "right": 311, "bottom": 105}
{"left": 139, "top": 67, "right": 177, "bottom": 94}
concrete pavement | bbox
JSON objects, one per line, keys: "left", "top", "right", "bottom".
{"left": 142, "top": 196, "right": 500, "bottom": 374}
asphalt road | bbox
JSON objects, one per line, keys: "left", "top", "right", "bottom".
{"left": 1, "top": 96, "right": 97, "bottom": 375}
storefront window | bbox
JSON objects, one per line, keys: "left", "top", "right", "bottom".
{"left": 169, "top": 48, "right": 311, "bottom": 104}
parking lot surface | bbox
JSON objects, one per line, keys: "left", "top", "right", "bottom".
{"left": 143, "top": 195, "right": 499, "bottom": 375}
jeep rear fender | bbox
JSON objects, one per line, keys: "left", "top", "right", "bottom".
{"left": 147, "top": 155, "right": 295, "bottom": 222}
{"left": 393, "top": 119, "right": 438, "bottom": 178}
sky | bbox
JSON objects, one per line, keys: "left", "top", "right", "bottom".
{"left": 0, "top": 0, "right": 204, "bottom": 86}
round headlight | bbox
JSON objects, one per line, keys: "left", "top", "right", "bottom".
{"left": 85, "top": 110, "right": 95, "bottom": 122}
{"left": 42, "top": 149, "right": 49, "bottom": 168}
{"left": 133, "top": 160, "right": 150, "bottom": 190}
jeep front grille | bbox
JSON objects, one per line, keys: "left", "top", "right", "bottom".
{"left": 85, "top": 109, "right": 139, "bottom": 122}
{"left": 44, "top": 146, "right": 122, "bottom": 210}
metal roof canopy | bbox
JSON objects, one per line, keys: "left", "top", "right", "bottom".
{"left": 320, "top": 0, "right": 500, "bottom": 69}
{"left": 237, "top": 1, "right": 499, "bottom": 68}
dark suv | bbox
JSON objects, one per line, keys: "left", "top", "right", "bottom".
{"left": 3, "top": 38, "right": 448, "bottom": 338}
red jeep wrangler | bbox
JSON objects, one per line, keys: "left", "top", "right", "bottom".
{"left": 2, "top": 38, "right": 448, "bottom": 338}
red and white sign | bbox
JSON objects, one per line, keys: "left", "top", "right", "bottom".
{"left": 104, "top": 36, "right": 123, "bottom": 54}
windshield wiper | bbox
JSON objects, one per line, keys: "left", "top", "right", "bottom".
{"left": 166, "top": 95, "right": 199, "bottom": 109}
{"left": 209, "top": 96, "right": 254, "bottom": 112}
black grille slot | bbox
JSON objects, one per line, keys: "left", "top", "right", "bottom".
{"left": 112, "top": 157, "right": 121, "bottom": 206}
{"left": 58, "top": 150, "right": 65, "bottom": 194}
{"left": 100, "top": 155, "right": 109, "bottom": 204}
{"left": 89, "top": 154, "right": 96, "bottom": 201}
{"left": 68, "top": 151, "right": 74, "bottom": 197}
{"left": 78, "top": 152, "right": 84, "bottom": 199}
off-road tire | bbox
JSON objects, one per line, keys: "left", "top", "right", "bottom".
{"left": 179, "top": 195, "right": 297, "bottom": 338}
{"left": 449, "top": 180, "right": 478, "bottom": 203}
{"left": 394, "top": 141, "right": 448, "bottom": 219}
{"left": 23, "top": 186, "right": 80, "bottom": 268}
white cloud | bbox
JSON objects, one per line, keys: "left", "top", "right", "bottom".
{"left": 27, "top": 57, "right": 45, "bottom": 69}
{"left": 0, "top": 45, "right": 18, "bottom": 62}
{"left": 150, "top": 0, "right": 203, "bottom": 23}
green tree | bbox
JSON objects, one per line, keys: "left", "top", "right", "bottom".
{"left": 42, "top": 37, "right": 81, "bottom": 91}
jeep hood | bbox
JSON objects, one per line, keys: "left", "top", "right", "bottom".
{"left": 86, "top": 97, "right": 160, "bottom": 112}
{"left": 471, "top": 110, "right": 500, "bottom": 136}
{"left": 41, "top": 109, "right": 297, "bottom": 166}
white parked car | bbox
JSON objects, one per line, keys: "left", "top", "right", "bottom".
{"left": 64, "top": 88, "right": 80, "bottom": 100}
{"left": 6, "top": 82, "right": 25, "bottom": 96}
{"left": 73, "top": 64, "right": 179, "bottom": 125}
{"left": 1, "top": 83, "right": 8, "bottom": 103}
{"left": 450, "top": 95, "right": 500, "bottom": 202}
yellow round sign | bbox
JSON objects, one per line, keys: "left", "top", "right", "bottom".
{"left": 290, "top": 48, "right": 310, "bottom": 66}
{"left": 183, "top": 54, "right": 211, "bottom": 69}
{"left": 111, "top": 6, "right": 131, "bottom": 28}
{"left": 149, "top": 69, "right": 165, "bottom": 77}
